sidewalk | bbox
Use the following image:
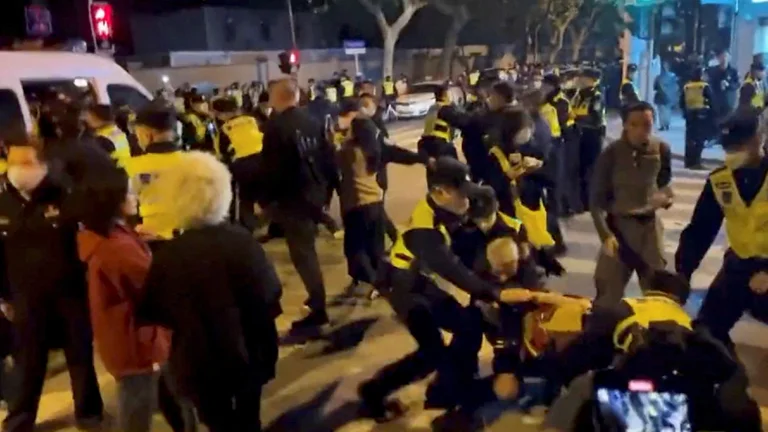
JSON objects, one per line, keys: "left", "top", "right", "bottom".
{"left": 606, "top": 114, "right": 726, "bottom": 163}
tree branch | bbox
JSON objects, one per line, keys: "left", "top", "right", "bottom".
{"left": 390, "top": 0, "right": 429, "bottom": 34}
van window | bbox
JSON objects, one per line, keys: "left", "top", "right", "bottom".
{"left": 0, "top": 90, "right": 23, "bottom": 131}
{"left": 22, "top": 79, "right": 96, "bottom": 106}
{"left": 107, "top": 84, "right": 150, "bottom": 111}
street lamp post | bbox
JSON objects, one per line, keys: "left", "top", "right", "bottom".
{"left": 286, "top": 0, "right": 297, "bottom": 49}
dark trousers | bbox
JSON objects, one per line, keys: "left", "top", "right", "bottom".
{"left": 696, "top": 252, "right": 768, "bottom": 350}
{"left": 270, "top": 205, "right": 327, "bottom": 311}
{"left": 366, "top": 274, "right": 484, "bottom": 405}
{"left": 193, "top": 380, "right": 263, "bottom": 432}
{"left": 417, "top": 136, "right": 457, "bottom": 161}
{"left": 684, "top": 115, "right": 708, "bottom": 168}
{"left": 562, "top": 128, "right": 584, "bottom": 214}
{"left": 3, "top": 298, "right": 103, "bottom": 432}
{"left": 578, "top": 127, "right": 604, "bottom": 210}
{"left": 342, "top": 202, "right": 385, "bottom": 284}
{"left": 545, "top": 140, "right": 565, "bottom": 247}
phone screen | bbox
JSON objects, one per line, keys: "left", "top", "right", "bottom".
{"left": 596, "top": 387, "right": 691, "bottom": 432}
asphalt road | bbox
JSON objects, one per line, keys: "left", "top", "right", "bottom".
{"left": 19, "top": 119, "right": 768, "bottom": 431}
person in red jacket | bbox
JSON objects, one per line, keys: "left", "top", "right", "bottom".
{"left": 75, "top": 167, "right": 197, "bottom": 432}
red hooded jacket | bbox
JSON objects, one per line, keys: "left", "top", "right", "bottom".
{"left": 77, "top": 223, "right": 170, "bottom": 378}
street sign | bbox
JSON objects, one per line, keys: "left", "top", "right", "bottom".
{"left": 25, "top": 5, "right": 52, "bottom": 37}
{"left": 623, "top": 0, "right": 664, "bottom": 5}
{"left": 343, "top": 40, "right": 366, "bottom": 55}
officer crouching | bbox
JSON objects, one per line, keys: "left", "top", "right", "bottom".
{"left": 211, "top": 97, "right": 264, "bottom": 233}
{"left": 0, "top": 132, "right": 105, "bottom": 430}
{"left": 122, "top": 103, "right": 186, "bottom": 250}
{"left": 676, "top": 109, "right": 768, "bottom": 349}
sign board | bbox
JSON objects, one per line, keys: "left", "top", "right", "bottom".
{"left": 623, "top": 0, "right": 664, "bottom": 5}
{"left": 343, "top": 40, "right": 366, "bottom": 55}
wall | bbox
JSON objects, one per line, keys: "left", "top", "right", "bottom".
{"left": 130, "top": 9, "right": 209, "bottom": 54}
{"left": 126, "top": 46, "right": 490, "bottom": 92}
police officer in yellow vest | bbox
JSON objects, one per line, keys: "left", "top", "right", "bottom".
{"left": 676, "top": 109, "right": 768, "bottom": 349}
{"left": 468, "top": 69, "right": 480, "bottom": 87}
{"left": 211, "top": 96, "right": 264, "bottom": 232}
{"left": 419, "top": 84, "right": 471, "bottom": 161}
{"left": 307, "top": 78, "right": 318, "bottom": 102}
{"left": 680, "top": 67, "right": 713, "bottom": 169}
{"left": 382, "top": 75, "right": 396, "bottom": 105}
{"left": 552, "top": 270, "right": 692, "bottom": 386}
{"left": 122, "top": 103, "right": 186, "bottom": 248}
{"left": 358, "top": 157, "right": 502, "bottom": 420}
{"left": 572, "top": 67, "right": 606, "bottom": 209}
{"left": 181, "top": 94, "right": 217, "bottom": 153}
{"left": 324, "top": 82, "right": 338, "bottom": 104}
{"left": 620, "top": 63, "right": 640, "bottom": 107}
{"left": 81, "top": 104, "right": 132, "bottom": 167}
{"left": 738, "top": 62, "right": 766, "bottom": 110}
{"left": 228, "top": 82, "right": 244, "bottom": 108}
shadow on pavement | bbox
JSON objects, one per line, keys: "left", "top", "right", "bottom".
{"left": 310, "top": 317, "right": 379, "bottom": 358}
{"left": 265, "top": 381, "right": 362, "bottom": 432}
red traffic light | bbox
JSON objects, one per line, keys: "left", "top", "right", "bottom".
{"left": 90, "top": 3, "right": 113, "bottom": 40}
{"left": 289, "top": 50, "right": 298, "bottom": 64}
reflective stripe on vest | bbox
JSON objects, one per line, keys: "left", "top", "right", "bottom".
{"left": 96, "top": 125, "right": 131, "bottom": 165}
{"left": 185, "top": 113, "right": 207, "bottom": 142}
{"left": 613, "top": 295, "right": 692, "bottom": 353}
{"left": 541, "top": 103, "right": 561, "bottom": 138}
{"left": 469, "top": 71, "right": 480, "bottom": 86}
{"left": 383, "top": 81, "right": 395, "bottom": 95}
{"left": 389, "top": 199, "right": 450, "bottom": 271}
{"left": 710, "top": 167, "right": 768, "bottom": 259}
{"left": 744, "top": 78, "right": 765, "bottom": 109}
{"left": 683, "top": 81, "right": 708, "bottom": 110}
{"left": 122, "top": 150, "right": 185, "bottom": 239}
{"left": 422, "top": 103, "right": 452, "bottom": 141}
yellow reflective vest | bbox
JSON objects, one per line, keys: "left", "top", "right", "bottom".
{"left": 613, "top": 295, "right": 692, "bottom": 353}
{"left": 487, "top": 146, "right": 555, "bottom": 249}
{"left": 469, "top": 71, "right": 480, "bottom": 86}
{"left": 742, "top": 77, "right": 765, "bottom": 109}
{"left": 341, "top": 79, "right": 354, "bottom": 97}
{"left": 0, "top": 159, "right": 6, "bottom": 175}
{"left": 710, "top": 166, "right": 768, "bottom": 259}
{"left": 552, "top": 92, "right": 575, "bottom": 127}
{"left": 390, "top": 198, "right": 450, "bottom": 272}
{"left": 220, "top": 115, "right": 264, "bottom": 161}
{"left": 540, "top": 103, "right": 561, "bottom": 138}
{"left": 122, "top": 146, "right": 185, "bottom": 239}
{"left": 422, "top": 102, "right": 453, "bottom": 141}
{"left": 383, "top": 80, "right": 395, "bottom": 96}
{"left": 95, "top": 124, "right": 132, "bottom": 166}
{"left": 325, "top": 86, "right": 338, "bottom": 103}
{"left": 683, "top": 81, "right": 709, "bottom": 110}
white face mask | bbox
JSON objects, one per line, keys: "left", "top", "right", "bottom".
{"left": 7, "top": 166, "right": 47, "bottom": 193}
{"left": 724, "top": 151, "right": 752, "bottom": 170}
{"left": 532, "top": 80, "right": 542, "bottom": 89}
{"left": 360, "top": 105, "right": 376, "bottom": 118}
{"left": 514, "top": 127, "right": 533, "bottom": 145}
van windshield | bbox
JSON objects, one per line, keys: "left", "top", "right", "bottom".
{"left": 21, "top": 79, "right": 96, "bottom": 107}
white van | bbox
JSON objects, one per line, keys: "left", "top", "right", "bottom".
{"left": 0, "top": 51, "right": 152, "bottom": 133}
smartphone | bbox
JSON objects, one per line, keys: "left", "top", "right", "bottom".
{"left": 594, "top": 371, "right": 692, "bottom": 432}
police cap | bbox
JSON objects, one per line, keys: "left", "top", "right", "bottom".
{"left": 752, "top": 62, "right": 766, "bottom": 72}
{"left": 720, "top": 108, "right": 760, "bottom": 150}
{"left": 468, "top": 185, "right": 498, "bottom": 219}
{"left": 134, "top": 102, "right": 177, "bottom": 131}
{"left": 627, "top": 63, "right": 638, "bottom": 73}
{"left": 579, "top": 68, "right": 601, "bottom": 80}
{"left": 427, "top": 157, "right": 482, "bottom": 195}
{"left": 211, "top": 96, "right": 239, "bottom": 113}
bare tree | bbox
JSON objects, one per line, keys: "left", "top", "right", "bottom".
{"left": 567, "top": 0, "right": 620, "bottom": 62}
{"left": 547, "top": 0, "right": 582, "bottom": 63}
{"left": 357, "top": 0, "right": 428, "bottom": 78}
{"left": 432, "top": 0, "right": 470, "bottom": 79}
{"left": 527, "top": 0, "right": 553, "bottom": 62}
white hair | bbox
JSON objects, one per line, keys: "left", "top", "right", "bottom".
{"left": 148, "top": 151, "right": 232, "bottom": 230}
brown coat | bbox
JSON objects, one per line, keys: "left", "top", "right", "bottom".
{"left": 77, "top": 224, "right": 170, "bottom": 378}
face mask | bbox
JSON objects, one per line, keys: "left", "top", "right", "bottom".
{"left": 724, "top": 151, "right": 751, "bottom": 169}
{"left": 514, "top": 127, "right": 532, "bottom": 145}
{"left": 532, "top": 80, "right": 542, "bottom": 89}
{"left": 261, "top": 106, "right": 272, "bottom": 116}
{"left": 7, "top": 166, "right": 47, "bottom": 193}
{"left": 360, "top": 106, "right": 376, "bottom": 117}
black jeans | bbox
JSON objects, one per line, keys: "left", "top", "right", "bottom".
{"left": 270, "top": 204, "right": 327, "bottom": 312}
{"left": 3, "top": 298, "right": 103, "bottom": 432}
{"left": 342, "top": 203, "right": 385, "bottom": 284}
{"left": 578, "top": 127, "right": 604, "bottom": 211}
{"left": 194, "top": 379, "right": 263, "bottom": 432}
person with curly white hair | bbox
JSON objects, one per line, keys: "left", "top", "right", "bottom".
{"left": 137, "top": 151, "right": 283, "bottom": 432}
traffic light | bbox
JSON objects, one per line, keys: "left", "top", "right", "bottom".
{"left": 90, "top": 2, "right": 114, "bottom": 50}
{"left": 278, "top": 50, "right": 300, "bottom": 74}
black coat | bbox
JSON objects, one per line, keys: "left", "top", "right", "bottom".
{"left": 138, "top": 223, "right": 282, "bottom": 399}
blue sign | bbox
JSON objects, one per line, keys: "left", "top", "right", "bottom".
{"left": 343, "top": 40, "right": 366, "bottom": 50}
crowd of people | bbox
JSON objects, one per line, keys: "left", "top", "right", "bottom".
{"left": 0, "top": 54, "right": 763, "bottom": 432}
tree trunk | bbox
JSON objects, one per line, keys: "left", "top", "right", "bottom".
{"left": 570, "top": 28, "right": 589, "bottom": 62}
{"left": 439, "top": 18, "right": 466, "bottom": 79}
{"left": 382, "top": 31, "right": 397, "bottom": 79}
